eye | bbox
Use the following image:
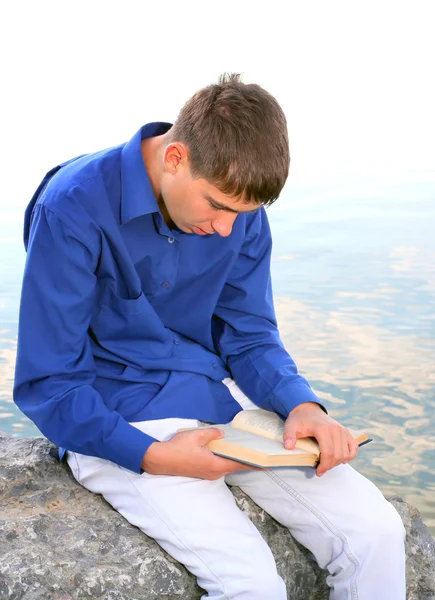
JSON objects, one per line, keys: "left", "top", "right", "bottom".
{"left": 209, "top": 202, "right": 221, "bottom": 211}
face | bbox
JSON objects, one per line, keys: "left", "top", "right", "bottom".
{"left": 159, "top": 143, "right": 260, "bottom": 237}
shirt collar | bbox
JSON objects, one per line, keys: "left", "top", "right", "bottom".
{"left": 120, "top": 122, "right": 173, "bottom": 224}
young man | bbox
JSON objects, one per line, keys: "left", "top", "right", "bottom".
{"left": 14, "top": 74, "right": 406, "bottom": 599}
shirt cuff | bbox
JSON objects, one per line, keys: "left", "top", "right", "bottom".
{"left": 269, "top": 380, "right": 327, "bottom": 419}
{"left": 106, "top": 419, "right": 158, "bottom": 473}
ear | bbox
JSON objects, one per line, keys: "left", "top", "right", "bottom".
{"left": 163, "top": 143, "right": 188, "bottom": 174}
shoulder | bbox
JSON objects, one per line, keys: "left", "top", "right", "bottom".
{"left": 39, "top": 144, "right": 122, "bottom": 209}
{"left": 32, "top": 144, "right": 123, "bottom": 243}
{"left": 242, "top": 206, "right": 272, "bottom": 244}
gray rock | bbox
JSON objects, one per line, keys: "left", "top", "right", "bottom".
{"left": 1, "top": 431, "right": 434, "bottom": 600}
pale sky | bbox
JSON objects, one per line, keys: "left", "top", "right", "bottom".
{"left": 1, "top": 0, "right": 434, "bottom": 213}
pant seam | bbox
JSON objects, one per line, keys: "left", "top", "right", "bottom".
{"left": 115, "top": 464, "right": 231, "bottom": 600}
{"left": 265, "top": 469, "right": 360, "bottom": 600}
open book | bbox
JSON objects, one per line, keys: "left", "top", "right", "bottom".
{"left": 194, "top": 409, "right": 371, "bottom": 468}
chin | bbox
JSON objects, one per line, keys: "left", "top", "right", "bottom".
{"left": 174, "top": 222, "right": 193, "bottom": 234}
{"left": 179, "top": 223, "right": 191, "bottom": 233}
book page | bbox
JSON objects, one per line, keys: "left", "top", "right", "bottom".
{"left": 210, "top": 423, "right": 310, "bottom": 457}
{"left": 232, "top": 409, "right": 284, "bottom": 442}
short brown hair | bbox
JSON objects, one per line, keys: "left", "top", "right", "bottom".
{"left": 168, "top": 73, "right": 290, "bottom": 207}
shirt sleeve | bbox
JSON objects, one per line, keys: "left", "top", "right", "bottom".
{"left": 212, "top": 207, "right": 326, "bottom": 420}
{"left": 13, "top": 203, "right": 156, "bottom": 473}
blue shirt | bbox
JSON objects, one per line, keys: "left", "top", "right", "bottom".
{"left": 13, "top": 122, "right": 324, "bottom": 474}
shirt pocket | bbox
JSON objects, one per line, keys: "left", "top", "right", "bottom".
{"left": 99, "top": 284, "right": 148, "bottom": 315}
{"left": 90, "top": 284, "right": 172, "bottom": 361}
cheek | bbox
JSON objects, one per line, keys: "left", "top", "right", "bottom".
{"left": 164, "top": 182, "right": 187, "bottom": 216}
{"left": 183, "top": 196, "right": 212, "bottom": 222}
{"left": 196, "top": 209, "right": 217, "bottom": 224}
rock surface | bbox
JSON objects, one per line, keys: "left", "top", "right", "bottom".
{"left": 1, "top": 431, "right": 434, "bottom": 600}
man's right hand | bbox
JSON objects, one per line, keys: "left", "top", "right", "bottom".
{"left": 141, "top": 427, "right": 261, "bottom": 479}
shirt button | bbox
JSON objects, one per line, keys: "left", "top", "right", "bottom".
{"left": 161, "top": 281, "right": 169, "bottom": 288}
{"left": 168, "top": 237, "right": 175, "bottom": 244}
{"left": 173, "top": 338, "right": 179, "bottom": 345}
{"left": 212, "top": 362, "right": 217, "bottom": 369}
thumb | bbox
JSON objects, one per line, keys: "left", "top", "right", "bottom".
{"left": 283, "top": 425, "right": 297, "bottom": 450}
{"left": 196, "top": 427, "right": 225, "bottom": 445}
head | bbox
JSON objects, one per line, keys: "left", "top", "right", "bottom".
{"left": 158, "top": 73, "right": 290, "bottom": 236}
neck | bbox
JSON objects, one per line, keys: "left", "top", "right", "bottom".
{"left": 140, "top": 134, "right": 172, "bottom": 227}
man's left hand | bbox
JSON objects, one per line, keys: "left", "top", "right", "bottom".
{"left": 283, "top": 402, "right": 359, "bottom": 477}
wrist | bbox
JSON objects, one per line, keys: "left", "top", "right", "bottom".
{"left": 290, "top": 401, "right": 322, "bottom": 414}
{"left": 141, "top": 440, "right": 166, "bottom": 474}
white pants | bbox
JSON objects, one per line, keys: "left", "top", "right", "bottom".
{"left": 66, "top": 380, "right": 406, "bottom": 599}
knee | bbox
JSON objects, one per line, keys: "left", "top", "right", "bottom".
{"left": 359, "top": 499, "right": 406, "bottom": 550}
{"left": 376, "top": 501, "right": 405, "bottom": 542}
{"left": 230, "top": 563, "right": 286, "bottom": 600}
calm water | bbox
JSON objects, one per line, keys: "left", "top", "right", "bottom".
{"left": 1, "top": 177, "right": 434, "bottom": 534}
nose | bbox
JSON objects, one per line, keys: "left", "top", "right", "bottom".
{"left": 211, "top": 214, "right": 237, "bottom": 237}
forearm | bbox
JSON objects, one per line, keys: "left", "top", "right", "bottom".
{"left": 14, "top": 376, "right": 156, "bottom": 473}
{"left": 14, "top": 204, "right": 156, "bottom": 473}
{"left": 228, "top": 344, "right": 326, "bottom": 418}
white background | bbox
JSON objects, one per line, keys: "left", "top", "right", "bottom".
{"left": 1, "top": 0, "right": 434, "bottom": 214}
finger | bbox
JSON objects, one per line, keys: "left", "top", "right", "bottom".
{"left": 318, "top": 427, "right": 353, "bottom": 475}
{"left": 210, "top": 455, "right": 262, "bottom": 476}
{"left": 223, "top": 457, "right": 263, "bottom": 472}
{"left": 342, "top": 429, "right": 352, "bottom": 463}
{"left": 348, "top": 437, "right": 359, "bottom": 461}
{"left": 329, "top": 426, "right": 345, "bottom": 467}
{"left": 229, "top": 462, "right": 263, "bottom": 472}
{"left": 315, "top": 428, "right": 335, "bottom": 476}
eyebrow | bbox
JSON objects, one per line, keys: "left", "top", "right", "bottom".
{"left": 202, "top": 192, "right": 258, "bottom": 214}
